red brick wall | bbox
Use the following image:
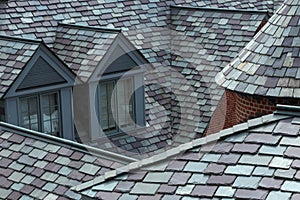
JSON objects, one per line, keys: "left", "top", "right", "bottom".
{"left": 224, "top": 90, "right": 237, "bottom": 128}
{"left": 206, "top": 94, "right": 227, "bottom": 135}
{"left": 225, "top": 90, "right": 300, "bottom": 127}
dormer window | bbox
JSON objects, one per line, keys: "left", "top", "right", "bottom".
{"left": 99, "top": 78, "right": 135, "bottom": 134}
{"left": 20, "top": 92, "right": 61, "bottom": 136}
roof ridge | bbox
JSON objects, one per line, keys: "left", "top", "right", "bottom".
{"left": 0, "top": 122, "right": 138, "bottom": 164}
{"left": 170, "top": 4, "right": 269, "bottom": 15}
{"left": 58, "top": 23, "right": 122, "bottom": 33}
{"left": 0, "top": 34, "right": 41, "bottom": 44}
{"left": 72, "top": 111, "right": 290, "bottom": 192}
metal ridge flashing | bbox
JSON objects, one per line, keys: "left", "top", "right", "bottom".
{"left": 72, "top": 112, "right": 287, "bottom": 193}
{"left": 58, "top": 22, "right": 122, "bottom": 33}
{"left": 0, "top": 121, "right": 138, "bottom": 164}
{"left": 170, "top": 4, "right": 269, "bottom": 15}
{"left": 275, "top": 104, "right": 300, "bottom": 116}
{"left": 0, "top": 34, "right": 42, "bottom": 43}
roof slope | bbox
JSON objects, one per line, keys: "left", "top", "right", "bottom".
{"left": 74, "top": 105, "right": 300, "bottom": 199}
{"left": 0, "top": 36, "right": 40, "bottom": 98}
{"left": 53, "top": 24, "right": 119, "bottom": 81}
{"left": 169, "top": 6, "right": 267, "bottom": 138}
{"left": 216, "top": 0, "right": 300, "bottom": 97}
{"left": 0, "top": 122, "right": 136, "bottom": 199}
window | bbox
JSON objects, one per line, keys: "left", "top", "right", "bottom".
{"left": 20, "top": 92, "right": 60, "bottom": 136}
{"left": 99, "top": 78, "right": 135, "bottom": 133}
{"left": 0, "top": 100, "right": 5, "bottom": 121}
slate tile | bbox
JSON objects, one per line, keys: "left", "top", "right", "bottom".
{"left": 204, "top": 163, "right": 226, "bottom": 175}
{"left": 207, "top": 175, "right": 236, "bottom": 185}
{"left": 281, "top": 137, "right": 300, "bottom": 147}
{"left": 67, "top": 170, "right": 85, "bottom": 181}
{"left": 266, "top": 191, "right": 291, "bottom": 200}
{"left": 188, "top": 173, "right": 209, "bottom": 184}
{"left": 8, "top": 171, "right": 25, "bottom": 182}
{"left": 191, "top": 185, "right": 217, "bottom": 197}
{"left": 259, "top": 177, "right": 283, "bottom": 190}
{"left": 281, "top": 181, "right": 300, "bottom": 192}
{"left": 269, "top": 157, "right": 292, "bottom": 169}
{"left": 79, "top": 163, "right": 101, "bottom": 176}
{"left": 0, "top": 157, "right": 13, "bottom": 168}
{"left": 70, "top": 151, "right": 84, "bottom": 161}
{"left": 239, "top": 154, "right": 272, "bottom": 166}
{"left": 57, "top": 147, "right": 74, "bottom": 157}
{"left": 245, "top": 133, "right": 280, "bottom": 145}
{"left": 130, "top": 183, "right": 160, "bottom": 195}
{"left": 201, "top": 154, "right": 221, "bottom": 162}
{"left": 68, "top": 161, "right": 84, "bottom": 170}
{"left": 176, "top": 185, "right": 194, "bottom": 195}
{"left": 144, "top": 172, "right": 173, "bottom": 183}
{"left": 166, "top": 161, "right": 186, "bottom": 171}
{"left": 218, "top": 153, "right": 240, "bottom": 164}
{"left": 291, "top": 194, "right": 300, "bottom": 200}
{"left": 284, "top": 147, "right": 300, "bottom": 159}
{"left": 169, "top": 172, "right": 191, "bottom": 185}
{"left": 233, "top": 176, "right": 261, "bottom": 189}
{"left": 291, "top": 160, "right": 300, "bottom": 169}
{"left": 0, "top": 176, "right": 13, "bottom": 189}
{"left": 44, "top": 153, "right": 58, "bottom": 162}
{"left": 232, "top": 143, "right": 260, "bottom": 154}
{"left": 119, "top": 194, "right": 138, "bottom": 200}
{"left": 7, "top": 134, "right": 25, "bottom": 144}
{"left": 20, "top": 175, "right": 35, "bottom": 184}
{"left": 18, "top": 155, "right": 37, "bottom": 166}
{"left": 42, "top": 182, "right": 58, "bottom": 192}
{"left": 235, "top": 189, "right": 268, "bottom": 199}
{"left": 31, "top": 178, "right": 46, "bottom": 189}
{"left": 7, "top": 191, "right": 22, "bottom": 200}
{"left": 183, "top": 162, "right": 208, "bottom": 172}
{"left": 161, "top": 195, "right": 181, "bottom": 200}
{"left": 274, "top": 120, "right": 300, "bottom": 136}
{"left": 274, "top": 168, "right": 296, "bottom": 179}
{"left": 215, "top": 186, "right": 236, "bottom": 197}
{"left": 44, "top": 162, "right": 62, "bottom": 173}
{"left": 259, "top": 145, "right": 286, "bottom": 156}
{"left": 93, "top": 180, "right": 118, "bottom": 191}
{"left": 209, "top": 142, "right": 233, "bottom": 153}
{"left": 115, "top": 181, "right": 134, "bottom": 193}
{"left": 225, "top": 165, "right": 254, "bottom": 176}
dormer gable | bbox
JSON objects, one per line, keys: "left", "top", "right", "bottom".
{"left": 5, "top": 44, "right": 76, "bottom": 98}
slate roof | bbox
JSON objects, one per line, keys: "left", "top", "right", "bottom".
{"left": 216, "top": 0, "right": 300, "bottom": 98}
{"left": 73, "top": 105, "right": 300, "bottom": 199}
{"left": 53, "top": 23, "right": 120, "bottom": 81}
{"left": 0, "top": 35, "right": 40, "bottom": 98}
{"left": 0, "top": 122, "right": 137, "bottom": 200}
{"left": 0, "top": 0, "right": 273, "bottom": 157}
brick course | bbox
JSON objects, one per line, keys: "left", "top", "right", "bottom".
{"left": 224, "top": 90, "right": 300, "bottom": 127}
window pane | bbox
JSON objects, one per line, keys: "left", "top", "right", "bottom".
{"left": 117, "top": 78, "right": 135, "bottom": 128}
{"left": 41, "top": 93, "right": 60, "bottom": 136}
{"left": 20, "top": 96, "right": 39, "bottom": 131}
{"left": 100, "top": 81, "right": 117, "bottom": 132}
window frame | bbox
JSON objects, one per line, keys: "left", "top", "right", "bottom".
{"left": 98, "top": 76, "right": 136, "bottom": 135}
{"left": 19, "top": 91, "right": 62, "bottom": 136}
